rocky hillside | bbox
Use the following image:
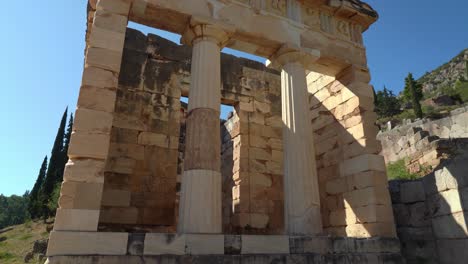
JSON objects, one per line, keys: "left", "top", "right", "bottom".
{"left": 418, "top": 48, "right": 468, "bottom": 96}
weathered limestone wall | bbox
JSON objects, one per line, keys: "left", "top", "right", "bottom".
{"left": 378, "top": 106, "right": 468, "bottom": 164}
{"left": 98, "top": 29, "right": 183, "bottom": 231}
{"left": 307, "top": 68, "right": 395, "bottom": 238}
{"left": 390, "top": 141, "right": 468, "bottom": 264}
{"left": 99, "top": 28, "right": 286, "bottom": 233}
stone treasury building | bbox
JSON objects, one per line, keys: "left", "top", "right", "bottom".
{"left": 46, "top": 0, "right": 406, "bottom": 263}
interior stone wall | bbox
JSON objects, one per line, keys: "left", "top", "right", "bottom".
{"left": 99, "top": 28, "right": 285, "bottom": 234}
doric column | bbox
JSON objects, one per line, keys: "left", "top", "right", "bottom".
{"left": 269, "top": 45, "right": 322, "bottom": 235}
{"left": 178, "top": 19, "right": 232, "bottom": 234}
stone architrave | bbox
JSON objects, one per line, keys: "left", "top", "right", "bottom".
{"left": 177, "top": 18, "right": 233, "bottom": 234}
{"left": 268, "top": 44, "right": 323, "bottom": 235}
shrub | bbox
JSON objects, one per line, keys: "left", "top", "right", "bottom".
{"left": 387, "top": 159, "right": 419, "bottom": 180}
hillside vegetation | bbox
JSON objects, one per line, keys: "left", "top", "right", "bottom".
{"left": 0, "top": 220, "right": 50, "bottom": 264}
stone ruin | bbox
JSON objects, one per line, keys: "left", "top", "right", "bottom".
{"left": 46, "top": 0, "right": 405, "bottom": 263}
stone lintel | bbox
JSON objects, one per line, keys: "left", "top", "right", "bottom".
{"left": 266, "top": 43, "right": 320, "bottom": 70}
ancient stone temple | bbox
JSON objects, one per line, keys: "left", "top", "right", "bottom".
{"left": 46, "top": 0, "right": 404, "bottom": 263}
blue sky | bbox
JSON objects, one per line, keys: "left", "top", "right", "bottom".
{"left": 0, "top": 0, "right": 467, "bottom": 196}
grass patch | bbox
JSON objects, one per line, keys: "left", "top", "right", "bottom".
{"left": 18, "top": 234, "right": 32, "bottom": 241}
{"left": 387, "top": 159, "right": 419, "bottom": 180}
{"left": 0, "top": 252, "right": 15, "bottom": 260}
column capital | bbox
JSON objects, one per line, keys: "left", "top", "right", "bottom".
{"left": 267, "top": 43, "right": 320, "bottom": 70}
{"left": 181, "top": 17, "right": 235, "bottom": 48}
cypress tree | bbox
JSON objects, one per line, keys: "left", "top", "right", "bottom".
{"left": 40, "top": 108, "right": 68, "bottom": 217}
{"left": 58, "top": 113, "right": 73, "bottom": 184}
{"left": 404, "top": 73, "right": 423, "bottom": 119}
{"left": 28, "top": 156, "right": 48, "bottom": 218}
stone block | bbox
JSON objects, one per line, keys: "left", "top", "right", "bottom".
{"left": 63, "top": 159, "right": 105, "bottom": 183}
{"left": 82, "top": 66, "right": 118, "bottom": 89}
{"left": 249, "top": 213, "right": 269, "bottom": 228}
{"left": 68, "top": 132, "right": 110, "bottom": 160}
{"left": 86, "top": 47, "right": 123, "bottom": 73}
{"left": 96, "top": 0, "right": 131, "bottom": 15}
{"left": 108, "top": 143, "right": 145, "bottom": 160}
{"left": 250, "top": 173, "right": 272, "bottom": 187}
{"left": 427, "top": 189, "right": 463, "bottom": 217}
{"left": 432, "top": 211, "right": 468, "bottom": 239}
{"left": 77, "top": 86, "right": 116, "bottom": 113}
{"left": 101, "top": 189, "right": 131, "bottom": 207}
{"left": 74, "top": 108, "right": 113, "bottom": 134}
{"left": 344, "top": 121, "right": 379, "bottom": 143}
{"left": 99, "top": 207, "right": 138, "bottom": 224}
{"left": 58, "top": 181, "right": 104, "bottom": 210}
{"left": 89, "top": 26, "right": 126, "bottom": 52}
{"left": 241, "top": 235, "right": 289, "bottom": 254}
{"left": 400, "top": 181, "right": 425, "bottom": 203}
{"left": 138, "top": 132, "right": 179, "bottom": 149}
{"left": 340, "top": 154, "right": 386, "bottom": 177}
{"left": 354, "top": 205, "right": 394, "bottom": 224}
{"left": 348, "top": 171, "right": 388, "bottom": 190}
{"left": 47, "top": 231, "right": 128, "bottom": 256}
{"left": 436, "top": 239, "right": 468, "bottom": 264}
{"left": 225, "top": 235, "right": 241, "bottom": 255}
{"left": 144, "top": 234, "right": 185, "bottom": 255}
{"left": 408, "top": 202, "right": 431, "bottom": 227}
{"left": 249, "top": 135, "right": 268, "bottom": 148}
{"left": 345, "top": 222, "right": 396, "bottom": 237}
{"left": 326, "top": 177, "right": 347, "bottom": 195}
{"left": 185, "top": 234, "right": 224, "bottom": 255}
{"left": 53, "top": 209, "right": 99, "bottom": 231}
{"left": 343, "top": 185, "right": 392, "bottom": 208}
{"left": 249, "top": 147, "right": 271, "bottom": 161}
{"left": 127, "top": 233, "right": 145, "bottom": 256}
{"left": 289, "top": 236, "right": 331, "bottom": 254}
{"left": 93, "top": 9, "right": 128, "bottom": 33}
{"left": 353, "top": 238, "right": 401, "bottom": 254}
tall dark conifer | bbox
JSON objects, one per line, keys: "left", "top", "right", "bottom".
{"left": 40, "top": 108, "right": 68, "bottom": 217}
{"left": 28, "top": 156, "right": 48, "bottom": 218}
{"left": 58, "top": 113, "right": 73, "bottom": 183}
{"left": 404, "top": 73, "right": 423, "bottom": 119}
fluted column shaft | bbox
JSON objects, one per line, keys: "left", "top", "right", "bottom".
{"left": 178, "top": 21, "right": 231, "bottom": 234}
{"left": 269, "top": 45, "right": 322, "bottom": 235}
{"left": 281, "top": 61, "right": 322, "bottom": 235}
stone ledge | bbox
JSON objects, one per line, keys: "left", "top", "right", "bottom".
{"left": 48, "top": 232, "right": 402, "bottom": 258}
{"left": 46, "top": 253, "right": 405, "bottom": 264}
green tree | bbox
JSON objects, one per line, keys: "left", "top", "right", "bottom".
{"left": 0, "top": 193, "right": 30, "bottom": 229}
{"left": 58, "top": 113, "right": 73, "bottom": 183}
{"left": 28, "top": 156, "right": 48, "bottom": 219}
{"left": 403, "top": 73, "right": 423, "bottom": 119}
{"left": 40, "top": 108, "right": 68, "bottom": 217}
{"left": 375, "top": 86, "right": 401, "bottom": 118}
